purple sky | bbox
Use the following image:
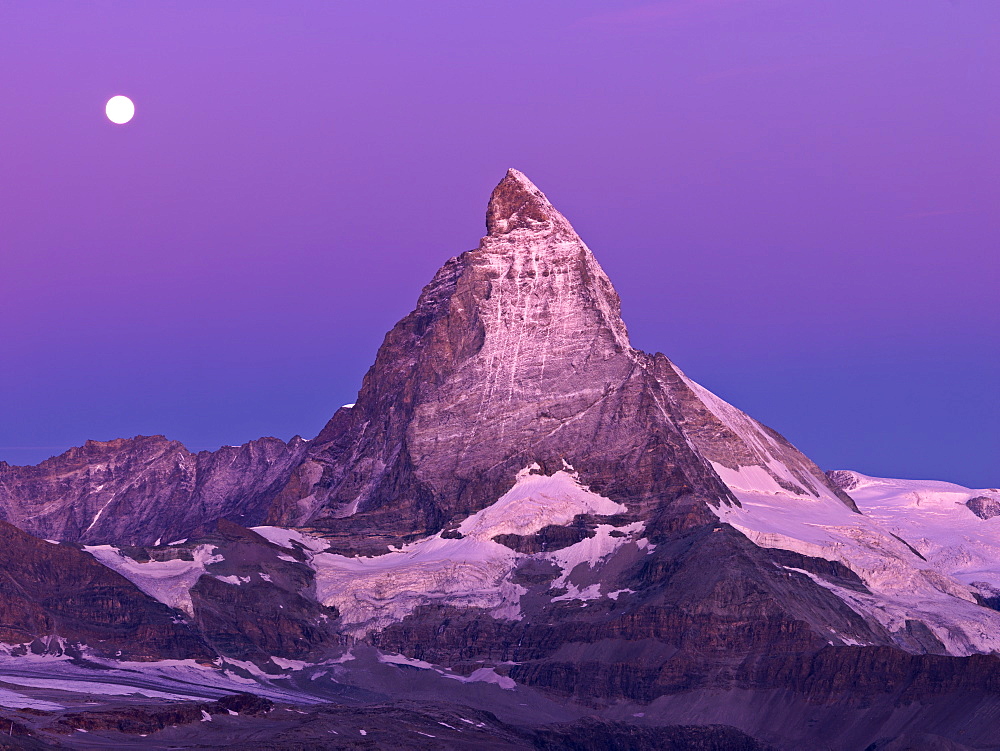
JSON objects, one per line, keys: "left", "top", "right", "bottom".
{"left": 1, "top": 1, "right": 997, "bottom": 487}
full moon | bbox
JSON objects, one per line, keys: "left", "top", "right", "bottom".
{"left": 105, "top": 95, "right": 135, "bottom": 124}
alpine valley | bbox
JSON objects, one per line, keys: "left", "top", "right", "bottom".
{"left": 0, "top": 171, "right": 997, "bottom": 750}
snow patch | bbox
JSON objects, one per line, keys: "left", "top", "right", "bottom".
{"left": 552, "top": 583, "right": 602, "bottom": 602}
{"left": 714, "top": 463, "right": 803, "bottom": 498}
{"left": 1, "top": 676, "right": 200, "bottom": 701}
{"left": 270, "top": 657, "right": 312, "bottom": 671}
{"left": 309, "top": 534, "right": 523, "bottom": 634}
{"left": 286, "top": 467, "right": 633, "bottom": 635}
{"left": 844, "top": 472, "right": 1000, "bottom": 591}
{"left": 442, "top": 667, "right": 516, "bottom": 690}
{"left": 0, "top": 655, "right": 324, "bottom": 707}
{"left": 457, "top": 469, "right": 626, "bottom": 539}
{"left": 215, "top": 575, "right": 251, "bottom": 586}
{"left": 0, "top": 687, "right": 63, "bottom": 711}
{"left": 328, "top": 649, "right": 356, "bottom": 665}
{"left": 85, "top": 544, "right": 223, "bottom": 617}
{"left": 253, "top": 526, "right": 330, "bottom": 553}
{"left": 547, "top": 521, "right": 644, "bottom": 595}
{"left": 378, "top": 653, "right": 435, "bottom": 670}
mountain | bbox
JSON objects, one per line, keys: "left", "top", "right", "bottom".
{"left": 265, "top": 169, "right": 855, "bottom": 552}
{"left": 0, "top": 170, "right": 997, "bottom": 750}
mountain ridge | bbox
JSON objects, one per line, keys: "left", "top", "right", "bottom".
{"left": 0, "top": 433, "right": 307, "bottom": 546}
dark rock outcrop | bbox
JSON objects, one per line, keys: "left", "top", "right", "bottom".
{"left": 55, "top": 693, "right": 272, "bottom": 735}
{"left": 735, "top": 645, "right": 1000, "bottom": 706}
{"left": 966, "top": 496, "right": 1000, "bottom": 520}
{"left": 186, "top": 521, "right": 339, "bottom": 661}
{"left": 532, "top": 719, "right": 776, "bottom": 751}
{"left": 493, "top": 520, "right": 596, "bottom": 553}
{"left": 0, "top": 520, "right": 210, "bottom": 661}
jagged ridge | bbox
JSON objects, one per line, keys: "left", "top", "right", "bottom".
{"left": 0, "top": 435, "right": 307, "bottom": 545}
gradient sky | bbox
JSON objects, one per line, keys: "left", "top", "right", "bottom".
{"left": 1, "top": 1, "right": 997, "bottom": 487}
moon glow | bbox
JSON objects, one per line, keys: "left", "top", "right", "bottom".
{"left": 105, "top": 95, "right": 135, "bottom": 124}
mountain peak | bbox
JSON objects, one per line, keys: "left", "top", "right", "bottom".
{"left": 269, "top": 169, "right": 858, "bottom": 554}
{"left": 486, "top": 168, "right": 569, "bottom": 236}
{"left": 270, "top": 170, "right": 734, "bottom": 542}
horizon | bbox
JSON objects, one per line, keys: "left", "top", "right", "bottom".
{"left": 2, "top": 1, "right": 996, "bottom": 487}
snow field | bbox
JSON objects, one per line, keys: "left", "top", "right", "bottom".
{"left": 712, "top": 467, "right": 1000, "bottom": 655}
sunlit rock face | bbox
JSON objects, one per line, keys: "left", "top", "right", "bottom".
{"left": 266, "top": 169, "right": 852, "bottom": 556}
{"left": 0, "top": 520, "right": 211, "bottom": 661}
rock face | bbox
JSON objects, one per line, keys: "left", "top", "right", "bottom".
{"left": 0, "top": 520, "right": 210, "bottom": 661}
{"left": 0, "top": 435, "right": 307, "bottom": 546}
{"left": 266, "top": 169, "right": 852, "bottom": 553}
{"left": 0, "top": 170, "right": 852, "bottom": 557}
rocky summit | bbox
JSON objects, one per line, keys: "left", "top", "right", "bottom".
{"left": 266, "top": 169, "right": 853, "bottom": 552}
{"left": 1, "top": 171, "right": 998, "bottom": 750}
